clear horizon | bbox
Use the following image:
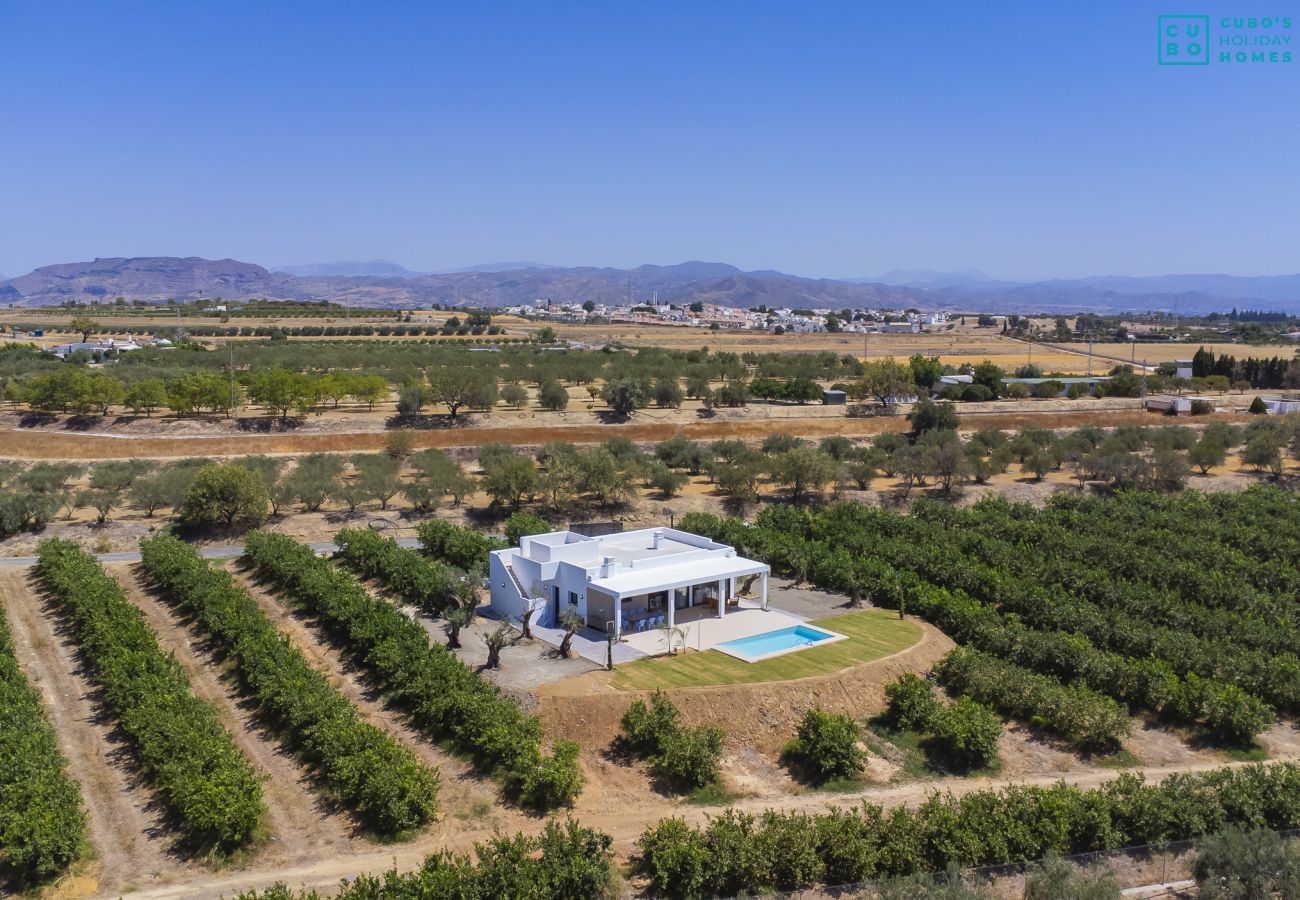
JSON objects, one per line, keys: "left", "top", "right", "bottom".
{"left": 2, "top": 1, "right": 1296, "bottom": 281}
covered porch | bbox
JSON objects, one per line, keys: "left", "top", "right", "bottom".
{"left": 585, "top": 559, "right": 770, "bottom": 641}
{"left": 620, "top": 600, "right": 806, "bottom": 656}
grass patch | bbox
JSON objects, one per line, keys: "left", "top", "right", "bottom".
{"left": 1092, "top": 749, "right": 1141, "bottom": 769}
{"left": 685, "top": 782, "right": 744, "bottom": 806}
{"left": 1224, "top": 743, "right": 1269, "bottom": 762}
{"left": 609, "top": 609, "right": 921, "bottom": 691}
{"left": 816, "top": 774, "right": 869, "bottom": 793}
{"left": 865, "top": 724, "right": 931, "bottom": 781}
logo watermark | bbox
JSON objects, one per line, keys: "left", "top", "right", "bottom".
{"left": 1158, "top": 14, "right": 1293, "bottom": 65}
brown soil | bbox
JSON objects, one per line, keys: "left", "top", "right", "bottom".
{"left": 221, "top": 566, "right": 517, "bottom": 827}
{"left": 111, "top": 565, "right": 352, "bottom": 865}
{"left": 0, "top": 568, "right": 183, "bottom": 896}
{"left": 535, "top": 621, "right": 954, "bottom": 755}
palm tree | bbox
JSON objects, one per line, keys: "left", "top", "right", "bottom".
{"left": 657, "top": 622, "right": 688, "bottom": 656}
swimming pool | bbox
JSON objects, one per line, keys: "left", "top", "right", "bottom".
{"left": 715, "top": 624, "right": 847, "bottom": 663}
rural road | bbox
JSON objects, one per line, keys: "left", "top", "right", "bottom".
{"left": 0, "top": 536, "right": 421, "bottom": 568}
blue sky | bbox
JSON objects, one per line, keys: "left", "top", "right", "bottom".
{"left": 1, "top": 1, "right": 1296, "bottom": 280}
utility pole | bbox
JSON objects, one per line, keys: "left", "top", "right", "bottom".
{"left": 228, "top": 340, "right": 236, "bottom": 419}
{"left": 1087, "top": 339, "right": 1093, "bottom": 376}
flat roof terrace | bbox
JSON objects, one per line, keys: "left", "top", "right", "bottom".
{"left": 516, "top": 527, "right": 725, "bottom": 567}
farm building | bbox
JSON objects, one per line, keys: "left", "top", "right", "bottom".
{"left": 822, "top": 389, "right": 846, "bottom": 405}
{"left": 1259, "top": 397, "right": 1300, "bottom": 415}
{"left": 489, "top": 528, "right": 770, "bottom": 641}
{"left": 1145, "top": 395, "right": 1217, "bottom": 415}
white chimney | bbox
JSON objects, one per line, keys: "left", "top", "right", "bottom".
{"left": 601, "top": 556, "right": 614, "bottom": 578}
{"left": 652, "top": 528, "right": 664, "bottom": 550}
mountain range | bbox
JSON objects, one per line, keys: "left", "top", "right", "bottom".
{"left": 1, "top": 256, "right": 1298, "bottom": 315}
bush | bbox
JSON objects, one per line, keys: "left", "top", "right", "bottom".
{"left": 961, "top": 384, "right": 993, "bottom": 402}
{"left": 507, "top": 741, "right": 585, "bottom": 812}
{"left": 35, "top": 539, "right": 264, "bottom": 849}
{"left": 621, "top": 691, "right": 680, "bottom": 757}
{"left": 1193, "top": 826, "right": 1300, "bottom": 899}
{"left": 790, "top": 708, "right": 867, "bottom": 782}
{"left": 885, "top": 673, "right": 939, "bottom": 731}
{"left": 1249, "top": 395, "right": 1268, "bottom": 414}
{"left": 655, "top": 725, "right": 725, "bottom": 790}
{"left": 929, "top": 697, "right": 1002, "bottom": 771}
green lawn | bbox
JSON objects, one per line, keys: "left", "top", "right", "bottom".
{"left": 608, "top": 609, "right": 922, "bottom": 691}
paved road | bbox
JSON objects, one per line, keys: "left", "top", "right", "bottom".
{"left": 0, "top": 536, "right": 421, "bottom": 568}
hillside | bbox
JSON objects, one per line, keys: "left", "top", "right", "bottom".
{"left": 1, "top": 256, "right": 1297, "bottom": 314}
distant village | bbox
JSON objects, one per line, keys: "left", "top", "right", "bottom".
{"left": 503, "top": 298, "right": 949, "bottom": 334}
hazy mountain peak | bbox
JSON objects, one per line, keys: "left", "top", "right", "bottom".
{"left": 444, "top": 261, "right": 551, "bottom": 273}
{"left": 870, "top": 269, "right": 995, "bottom": 287}
{"left": 275, "top": 260, "right": 423, "bottom": 278}
{"left": 0, "top": 255, "right": 1296, "bottom": 315}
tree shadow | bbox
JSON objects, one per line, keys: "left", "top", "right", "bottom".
{"left": 236, "top": 416, "right": 304, "bottom": 433}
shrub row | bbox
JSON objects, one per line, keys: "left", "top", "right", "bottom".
{"left": 880, "top": 503, "right": 1299, "bottom": 718}
{"left": 637, "top": 763, "right": 1300, "bottom": 897}
{"left": 879, "top": 563, "right": 1269, "bottom": 746}
{"left": 242, "top": 531, "right": 583, "bottom": 809}
{"left": 333, "top": 528, "right": 455, "bottom": 614}
{"left": 231, "top": 819, "right": 616, "bottom": 900}
{"left": 415, "top": 519, "right": 507, "bottom": 572}
{"left": 920, "top": 497, "right": 1300, "bottom": 656}
{"left": 0, "top": 605, "right": 85, "bottom": 885}
{"left": 933, "top": 648, "right": 1129, "bottom": 752}
{"left": 684, "top": 505, "right": 1275, "bottom": 744}
{"left": 34, "top": 539, "right": 264, "bottom": 850}
{"left": 138, "top": 534, "right": 438, "bottom": 835}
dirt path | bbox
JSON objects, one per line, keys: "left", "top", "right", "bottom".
{"left": 0, "top": 407, "right": 1243, "bottom": 461}
{"left": 224, "top": 566, "right": 516, "bottom": 828}
{"left": 110, "top": 564, "right": 352, "bottom": 868}
{"left": 0, "top": 569, "right": 182, "bottom": 897}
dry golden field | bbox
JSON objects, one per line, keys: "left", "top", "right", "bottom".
{"left": 1055, "top": 341, "right": 1300, "bottom": 366}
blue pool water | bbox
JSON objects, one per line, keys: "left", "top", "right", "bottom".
{"left": 717, "top": 625, "right": 841, "bottom": 661}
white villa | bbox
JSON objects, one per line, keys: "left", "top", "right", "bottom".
{"left": 488, "top": 527, "right": 771, "bottom": 641}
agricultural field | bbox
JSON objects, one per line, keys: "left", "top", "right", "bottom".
{"left": 1056, "top": 340, "right": 1300, "bottom": 367}
{"left": 2, "top": 323, "right": 1300, "bottom": 897}
{"left": 4, "top": 500, "right": 1300, "bottom": 897}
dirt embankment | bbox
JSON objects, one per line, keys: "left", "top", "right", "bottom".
{"left": 536, "top": 621, "right": 952, "bottom": 755}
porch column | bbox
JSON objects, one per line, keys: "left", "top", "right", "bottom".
{"left": 667, "top": 590, "right": 675, "bottom": 629}
{"left": 761, "top": 572, "right": 768, "bottom": 611}
{"left": 717, "top": 578, "right": 726, "bottom": 619}
{"left": 614, "top": 595, "right": 622, "bottom": 640}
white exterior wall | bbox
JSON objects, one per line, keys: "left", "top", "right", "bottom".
{"left": 488, "top": 528, "right": 765, "bottom": 631}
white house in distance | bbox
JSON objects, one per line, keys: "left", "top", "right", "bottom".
{"left": 488, "top": 527, "right": 770, "bottom": 641}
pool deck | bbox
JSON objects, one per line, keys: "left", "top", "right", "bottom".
{"left": 620, "top": 602, "right": 808, "bottom": 657}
